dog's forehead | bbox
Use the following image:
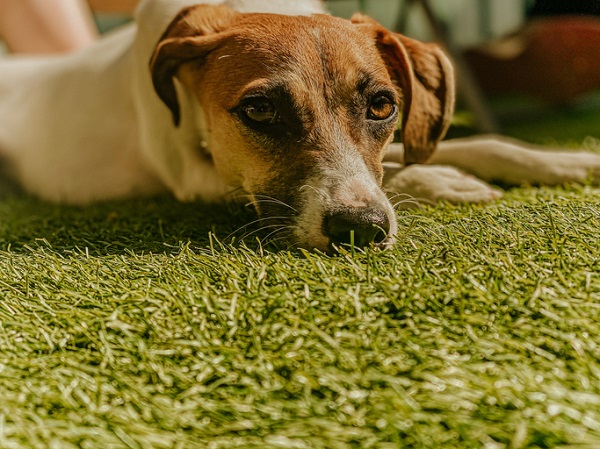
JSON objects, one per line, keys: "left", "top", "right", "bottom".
{"left": 229, "top": 13, "right": 382, "bottom": 64}
{"left": 204, "top": 13, "right": 392, "bottom": 104}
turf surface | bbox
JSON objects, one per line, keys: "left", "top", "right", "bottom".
{"left": 1, "top": 128, "right": 599, "bottom": 448}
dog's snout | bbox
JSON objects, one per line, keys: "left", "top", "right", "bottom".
{"left": 324, "top": 207, "right": 390, "bottom": 248}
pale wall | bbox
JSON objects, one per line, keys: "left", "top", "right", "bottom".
{"left": 327, "top": 0, "right": 527, "bottom": 45}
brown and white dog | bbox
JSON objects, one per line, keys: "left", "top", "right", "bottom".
{"left": 0, "top": 0, "right": 599, "bottom": 251}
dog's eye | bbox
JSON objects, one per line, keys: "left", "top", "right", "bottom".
{"left": 242, "top": 99, "right": 279, "bottom": 124}
{"left": 367, "top": 96, "right": 395, "bottom": 121}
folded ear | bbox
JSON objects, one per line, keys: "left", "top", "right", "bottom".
{"left": 149, "top": 4, "right": 238, "bottom": 126}
{"left": 351, "top": 14, "right": 455, "bottom": 164}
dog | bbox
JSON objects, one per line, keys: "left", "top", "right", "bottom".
{"left": 0, "top": 0, "right": 599, "bottom": 252}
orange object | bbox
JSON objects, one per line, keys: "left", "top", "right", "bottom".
{"left": 465, "top": 16, "right": 600, "bottom": 104}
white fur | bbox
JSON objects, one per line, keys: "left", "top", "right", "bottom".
{"left": 0, "top": 0, "right": 599, "bottom": 247}
{"left": 0, "top": 26, "right": 159, "bottom": 203}
{"left": 299, "top": 145, "right": 398, "bottom": 249}
{"left": 0, "top": 0, "right": 327, "bottom": 204}
{"left": 384, "top": 136, "right": 600, "bottom": 203}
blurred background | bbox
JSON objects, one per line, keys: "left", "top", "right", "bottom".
{"left": 330, "top": 0, "right": 525, "bottom": 44}
{"left": 2, "top": 0, "right": 600, "bottom": 145}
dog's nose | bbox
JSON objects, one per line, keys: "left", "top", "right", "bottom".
{"left": 324, "top": 207, "right": 390, "bottom": 248}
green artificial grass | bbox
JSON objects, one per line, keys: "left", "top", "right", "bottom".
{"left": 1, "top": 133, "right": 600, "bottom": 448}
{"left": 452, "top": 92, "right": 600, "bottom": 145}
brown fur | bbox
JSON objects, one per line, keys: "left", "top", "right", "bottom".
{"left": 350, "top": 14, "right": 455, "bottom": 164}
{"left": 148, "top": 5, "right": 455, "bottom": 249}
{"left": 150, "top": 6, "right": 454, "bottom": 201}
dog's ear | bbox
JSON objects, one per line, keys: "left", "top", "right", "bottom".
{"left": 150, "top": 5, "right": 238, "bottom": 126}
{"left": 352, "top": 14, "right": 455, "bottom": 164}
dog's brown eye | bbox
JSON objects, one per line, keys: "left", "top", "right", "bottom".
{"left": 368, "top": 96, "right": 395, "bottom": 121}
{"left": 242, "top": 100, "right": 279, "bottom": 124}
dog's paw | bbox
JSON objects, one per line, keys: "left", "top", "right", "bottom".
{"left": 383, "top": 164, "right": 503, "bottom": 206}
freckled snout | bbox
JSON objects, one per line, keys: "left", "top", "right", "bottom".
{"left": 323, "top": 206, "right": 391, "bottom": 249}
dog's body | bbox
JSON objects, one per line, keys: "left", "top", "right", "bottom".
{"left": 1, "top": 0, "right": 599, "bottom": 251}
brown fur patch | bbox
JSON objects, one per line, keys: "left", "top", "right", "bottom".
{"left": 149, "top": 6, "right": 456, "bottom": 249}
{"left": 351, "top": 13, "right": 455, "bottom": 164}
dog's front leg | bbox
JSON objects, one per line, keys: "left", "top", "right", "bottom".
{"left": 426, "top": 136, "right": 600, "bottom": 186}
{"left": 382, "top": 160, "right": 503, "bottom": 206}
{"left": 384, "top": 136, "right": 600, "bottom": 205}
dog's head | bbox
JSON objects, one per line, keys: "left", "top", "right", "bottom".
{"left": 150, "top": 5, "right": 454, "bottom": 252}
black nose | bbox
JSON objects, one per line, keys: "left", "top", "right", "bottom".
{"left": 324, "top": 207, "right": 390, "bottom": 248}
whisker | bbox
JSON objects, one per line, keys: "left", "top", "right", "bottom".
{"left": 385, "top": 192, "right": 414, "bottom": 202}
{"left": 392, "top": 198, "right": 419, "bottom": 209}
{"left": 247, "top": 194, "right": 298, "bottom": 213}
{"left": 261, "top": 226, "right": 298, "bottom": 249}
{"left": 261, "top": 225, "right": 294, "bottom": 243}
{"left": 247, "top": 200, "right": 294, "bottom": 212}
{"left": 267, "top": 238, "right": 292, "bottom": 249}
{"left": 227, "top": 216, "right": 291, "bottom": 240}
{"left": 392, "top": 197, "right": 435, "bottom": 210}
{"left": 242, "top": 223, "right": 293, "bottom": 240}
{"left": 299, "top": 184, "right": 328, "bottom": 201}
{"left": 384, "top": 190, "right": 438, "bottom": 210}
